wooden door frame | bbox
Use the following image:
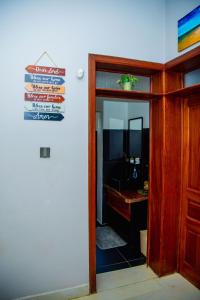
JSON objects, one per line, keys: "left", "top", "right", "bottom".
{"left": 88, "top": 54, "right": 164, "bottom": 293}
{"left": 178, "top": 97, "right": 188, "bottom": 273}
{"left": 88, "top": 54, "right": 97, "bottom": 293}
{"left": 88, "top": 48, "right": 200, "bottom": 293}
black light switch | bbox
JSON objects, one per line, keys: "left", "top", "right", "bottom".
{"left": 40, "top": 147, "right": 50, "bottom": 158}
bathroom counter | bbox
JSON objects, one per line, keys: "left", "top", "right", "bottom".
{"left": 104, "top": 184, "right": 148, "bottom": 204}
{"left": 104, "top": 184, "right": 148, "bottom": 253}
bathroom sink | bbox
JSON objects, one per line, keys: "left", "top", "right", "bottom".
{"left": 110, "top": 177, "right": 131, "bottom": 191}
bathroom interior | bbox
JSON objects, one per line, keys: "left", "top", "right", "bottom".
{"left": 95, "top": 71, "right": 150, "bottom": 273}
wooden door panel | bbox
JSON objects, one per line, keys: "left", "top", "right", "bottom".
{"left": 180, "top": 95, "right": 200, "bottom": 288}
{"left": 182, "top": 223, "right": 200, "bottom": 286}
{"left": 188, "top": 102, "right": 200, "bottom": 190}
{"left": 188, "top": 199, "right": 200, "bottom": 222}
{"left": 185, "top": 229, "right": 198, "bottom": 267}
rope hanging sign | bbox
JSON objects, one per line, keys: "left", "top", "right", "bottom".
{"left": 33, "top": 51, "right": 58, "bottom": 67}
{"left": 24, "top": 51, "right": 66, "bottom": 121}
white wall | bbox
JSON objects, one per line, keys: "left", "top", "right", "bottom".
{"left": 96, "top": 112, "right": 103, "bottom": 225}
{"left": 99, "top": 100, "right": 149, "bottom": 129}
{"left": 103, "top": 100, "right": 128, "bottom": 129}
{"left": 128, "top": 102, "right": 149, "bottom": 128}
{"left": 0, "top": 0, "right": 186, "bottom": 299}
{"left": 165, "top": 0, "right": 200, "bottom": 61}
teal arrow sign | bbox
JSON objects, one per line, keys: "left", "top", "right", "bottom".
{"left": 24, "top": 112, "right": 64, "bottom": 121}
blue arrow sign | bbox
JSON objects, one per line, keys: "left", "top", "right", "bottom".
{"left": 24, "top": 74, "right": 65, "bottom": 85}
{"left": 24, "top": 112, "right": 64, "bottom": 121}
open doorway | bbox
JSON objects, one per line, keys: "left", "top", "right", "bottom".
{"left": 96, "top": 99, "right": 149, "bottom": 274}
{"left": 88, "top": 53, "right": 166, "bottom": 293}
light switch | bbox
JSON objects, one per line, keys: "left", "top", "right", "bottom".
{"left": 40, "top": 147, "right": 50, "bottom": 158}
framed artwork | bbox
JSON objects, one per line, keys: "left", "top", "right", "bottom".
{"left": 178, "top": 5, "right": 200, "bottom": 52}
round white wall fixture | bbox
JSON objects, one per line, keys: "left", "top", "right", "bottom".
{"left": 77, "top": 68, "right": 84, "bottom": 79}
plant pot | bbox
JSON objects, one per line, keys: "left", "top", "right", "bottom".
{"left": 122, "top": 82, "right": 132, "bottom": 91}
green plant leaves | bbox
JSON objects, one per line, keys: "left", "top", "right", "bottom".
{"left": 116, "top": 74, "right": 139, "bottom": 86}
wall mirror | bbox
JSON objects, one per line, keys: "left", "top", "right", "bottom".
{"left": 128, "top": 117, "right": 143, "bottom": 157}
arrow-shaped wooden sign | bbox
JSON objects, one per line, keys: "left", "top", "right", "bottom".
{"left": 26, "top": 65, "right": 65, "bottom": 76}
{"left": 24, "top": 101, "right": 65, "bottom": 113}
{"left": 24, "top": 93, "right": 65, "bottom": 103}
{"left": 24, "top": 112, "right": 64, "bottom": 121}
{"left": 25, "top": 83, "right": 65, "bottom": 94}
{"left": 25, "top": 74, "right": 65, "bottom": 85}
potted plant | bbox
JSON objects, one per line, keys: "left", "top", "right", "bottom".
{"left": 116, "top": 74, "right": 139, "bottom": 91}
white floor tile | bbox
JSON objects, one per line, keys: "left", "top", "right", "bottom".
{"left": 125, "top": 280, "right": 200, "bottom": 300}
{"left": 74, "top": 267, "right": 199, "bottom": 300}
{"left": 158, "top": 273, "right": 197, "bottom": 290}
{"left": 97, "top": 265, "right": 157, "bottom": 291}
{"left": 80, "top": 279, "right": 162, "bottom": 300}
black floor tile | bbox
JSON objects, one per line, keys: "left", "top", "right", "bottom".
{"left": 96, "top": 262, "right": 130, "bottom": 274}
{"left": 96, "top": 246, "right": 125, "bottom": 267}
{"left": 96, "top": 224, "right": 146, "bottom": 274}
{"left": 117, "top": 244, "right": 141, "bottom": 260}
{"left": 128, "top": 255, "right": 146, "bottom": 267}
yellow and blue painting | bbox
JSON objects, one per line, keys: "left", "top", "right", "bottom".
{"left": 178, "top": 5, "right": 200, "bottom": 52}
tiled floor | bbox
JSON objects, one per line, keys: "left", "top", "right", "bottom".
{"left": 96, "top": 223, "right": 146, "bottom": 274}
{"left": 77, "top": 266, "right": 200, "bottom": 300}
{"left": 97, "top": 264, "right": 157, "bottom": 291}
{"left": 96, "top": 245, "right": 146, "bottom": 273}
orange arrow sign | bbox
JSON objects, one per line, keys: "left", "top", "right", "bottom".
{"left": 25, "top": 83, "right": 65, "bottom": 94}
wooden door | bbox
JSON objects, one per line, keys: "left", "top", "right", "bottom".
{"left": 179, "top": 95, "right": 200, "bottom": 288}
